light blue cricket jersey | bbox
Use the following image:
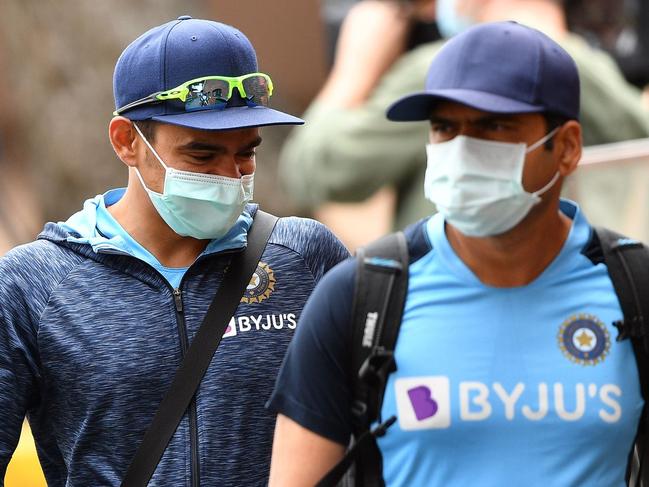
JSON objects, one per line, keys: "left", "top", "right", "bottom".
{"left": 380, "top": 201, "right": 643, "bottom": 486}
{"left": 269, "top": 200, "right": 644, "bottom": 486}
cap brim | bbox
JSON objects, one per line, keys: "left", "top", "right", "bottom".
{"left": 386, "top": 89, "right": 545, "bottom": 121}
{"left": 150, "top": 105, "right": 304, "bottom": 130}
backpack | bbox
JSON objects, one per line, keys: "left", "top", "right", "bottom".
{"left": 316, "top": 227, "right": 649, "bottom": 487}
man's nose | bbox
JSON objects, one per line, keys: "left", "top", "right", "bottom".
{"left": 457, "top": 122, "right": 482, "bottom": 139}
{"left": 207, "top": 158, "right": 243, "bottom": 178}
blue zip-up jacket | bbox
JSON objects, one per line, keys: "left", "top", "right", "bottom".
{"left": 0, "top": 203, "right": 349, "bottom": 486}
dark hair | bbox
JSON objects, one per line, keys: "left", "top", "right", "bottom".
{"left": 542, "top": 112, "right": 571, "bottom": 150}
{"left": 133, "top": 120, "right": 159, "bottom": 142}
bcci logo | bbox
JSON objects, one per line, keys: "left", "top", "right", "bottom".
{"left": 558, "top": 313, "right": 610, "bottom": 365}
{"left": 241, "top": 262, "right": 275, "bottom": 304}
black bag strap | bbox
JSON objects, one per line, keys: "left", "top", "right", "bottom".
{"left": 315, "top": 417, "right": 397, "bottom": 487}
{"left": 596, "top": 227, "right": 649, "bottom": 487}
{"left": 120, "top": 210, "right": 278, "bottom": 487}
{"left": 317, "top": 232, "right": 409, "bottom": 487}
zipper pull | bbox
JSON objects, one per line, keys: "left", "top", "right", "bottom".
{"left": 173, "top": 288, "right": 183, "bottom": 313}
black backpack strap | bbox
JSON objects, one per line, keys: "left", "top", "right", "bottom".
{"left": 596, "top": 227, "right": 649, "bottom": 487}
{"left": 316, "top": 232, "right": 409, "bottom": 487}
{"left": 120, "top": 210, "right": 278, "bottom": 487}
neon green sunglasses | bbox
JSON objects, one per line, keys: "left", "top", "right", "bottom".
{"left": 113, "top": 72, "right": 274, "bottom": 116}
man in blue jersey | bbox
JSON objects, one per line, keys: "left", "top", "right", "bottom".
{"left": 0, "top": 17, "right": 349, "bottom": 486}
{"left": 268, "top": 21, "right": 644, "bottom": 486}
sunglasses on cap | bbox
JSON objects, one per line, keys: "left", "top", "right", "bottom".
{"left": 113, "top": 72, "right": 274, "bottom": 116}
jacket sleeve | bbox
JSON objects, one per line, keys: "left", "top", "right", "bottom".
{"left": 278, "top": 42, "right": 441, "bottom": 209}
{"left": 0, "top": 247, "right": 48, "bottom": 475}
{"left": 272, "top": 217, "right": 351, "bottom": 278}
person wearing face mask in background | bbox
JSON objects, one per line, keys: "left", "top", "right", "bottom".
{"left": 278, "top": 0, "right": 649, "bottom": 251}
{"left": 0, "top": 16, "right": 349, "bottom": 486}
{"left": 268, "top": 21, "right": 646, "bottom": 486}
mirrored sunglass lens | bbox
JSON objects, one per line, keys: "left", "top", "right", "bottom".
{"left": 241, "top": 76, "right": 271, "bottom": 106}
{"left": 184, "top": 79, "right": 231, "bottom": 110}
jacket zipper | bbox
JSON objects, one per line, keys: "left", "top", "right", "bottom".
{"left": 173, "top": 288, "right": 201, "bottom": 487}
{"left": 88, "top": 245, "right": 239, "bottom": 485}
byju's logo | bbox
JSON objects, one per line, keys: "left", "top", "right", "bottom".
{"left": 395, "top": 376, "right": 450, "bottom": 430}
{"left": 222, "top": 320, "right": 237, "bottom": 338}
{"left": 408, "top": 386, "right": 438, "bottom": 420}
{"left": 222, "top": 313, "right": 297, "bottom": 339}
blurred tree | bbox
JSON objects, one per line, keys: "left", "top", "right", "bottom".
{"left": 0, "top": 0, "right": 210, "bottom": 227}
{"left": 0, "top": 42, "right": 42, "bottom": 253}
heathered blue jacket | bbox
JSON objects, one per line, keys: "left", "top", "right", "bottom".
{"left": 0, "top": 202, "right": 349, "bottom": 486}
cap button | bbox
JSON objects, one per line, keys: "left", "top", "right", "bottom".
{"left": 177, "top": 15, "right": 192, "bottom": 20}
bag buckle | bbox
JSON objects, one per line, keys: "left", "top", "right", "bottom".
{"left": 358, "top": 347, "right": 396, "bottom": 388}
{"left": 614, "top": 316, "right": 649, "bottom": 353}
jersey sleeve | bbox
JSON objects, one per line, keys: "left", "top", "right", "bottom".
{"left": 267, "top": 258, "right": 357, "bottom": 445}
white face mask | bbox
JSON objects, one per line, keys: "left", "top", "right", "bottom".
{"left": 133, "top": 123, "right": 254, "bottom": 240}
{"left": 424, "top": 128, "right": 560, "bottom": 237}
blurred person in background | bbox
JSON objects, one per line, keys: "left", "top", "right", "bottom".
{"left": 320, "top": 0, "right": 441, "bottom": 67}
{"left": 565, "top": 0, "right": 649, "bottom": 91}
{"left": 279, "top": 0, "right": 649, "bottom": 250}
{"left": 0, "top": 16, "right": 348, "bottom": 486}
{"left": 565, "top": 0, "right": 649, "bottom": 110}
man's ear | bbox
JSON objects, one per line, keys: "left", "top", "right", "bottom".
{"left": 109, "top": 117, "right": 140, "bottom": 167}
{"left": 554, "top": 120, "right": 582, "bottom": 177}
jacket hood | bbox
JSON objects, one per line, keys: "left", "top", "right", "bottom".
{"left": 39, "top": 189, "right": 257, "bottom": 264}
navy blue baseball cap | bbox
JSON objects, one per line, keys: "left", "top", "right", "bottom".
{"left": 113, "top": 16, "right": 303, "bottom": 130}
{"left": 387, "top": 21, "right": 580, "bottom": 121}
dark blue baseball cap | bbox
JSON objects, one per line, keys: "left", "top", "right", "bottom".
{"left": 113, "top": 16, "right": 304, "bottom": 130}
{"left": 387, "top": 21, "right": 580, "bottom": 121}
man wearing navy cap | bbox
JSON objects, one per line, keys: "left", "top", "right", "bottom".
{"left": 0, "top": 17, "right": 348, "bottom": 486}
{"left": 268, "top": 21, "right": 644, "bottom": 486}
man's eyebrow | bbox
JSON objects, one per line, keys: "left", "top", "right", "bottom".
{"left": 429, "top": 115, "right": 454, "bottom": 124}
{"left": 179, "top": 141, "right": 227, "bottom": 152}
{"left": 474, "top": 114, "right": 519, "bottom": 125}
{"left": 428, "top": 114, "right": 520, "bottom": 125}
{"left": 178, "top": 136, "right": 263, "bottom": 152}
{"left": 239, "top": 136, "right": 263, "bottom": 151}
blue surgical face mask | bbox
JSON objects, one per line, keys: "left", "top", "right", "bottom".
{"left": 133, "top": 123, "right": 254, "bottom": 240}
{"left": 435, "top": 0, "right": 475, "bottom": 38}
{"left": 424, "top": 128, "right": 560, "bottom": 237}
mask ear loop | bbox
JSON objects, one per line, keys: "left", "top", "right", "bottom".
{"left": 532, "top": 171, "right": 561, "bottom": 197}
{"left": 527, "top": 126, "right": 563, "bottom": 197}
{"left": 133, "top": 122, "right": 170, "bottom": 170}
{"left": 525, "top": 126, "right": 561, "bottom": 153}
{"left": 131, "top": 122, "right": 169, "bottom": 194}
